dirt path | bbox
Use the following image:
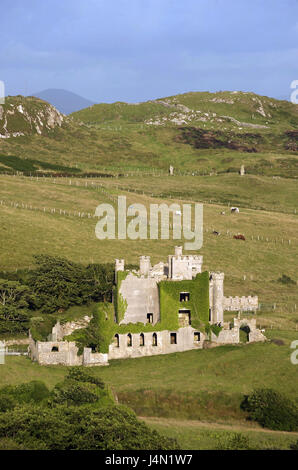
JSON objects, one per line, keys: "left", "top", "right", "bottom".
{"left": 139, "top": 416, "right": 298, "bottom": 437}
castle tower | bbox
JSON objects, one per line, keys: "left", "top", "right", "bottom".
{"left": 139, "top": 256, "right": 151, "bottom": 277}
{"left": 174, "top": 246, "right": 183, "bottom": 256}
{"left": 115, "top": 259, "right": 124, "bottom": 282}
{"left": 210, "top": 272, "right": 224, "bottom": 324}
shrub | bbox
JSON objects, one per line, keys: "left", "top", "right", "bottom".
{"left": 0, "top": 381, "right": 50, "bottom": 406}
{"left": 216, "top": 432, "right": 251, "bottom": 450}
{"left": 0, "top": 395, "right": 16, "bottom": 413}
{"left": 50, "top": 380, "right": 100, "bottom": 406}
{"left": 277, "top": 274, "right": 296, "bottom": 285}
{"left": 66, "top": 367, "right": 105, "bottom": 389}
{"left": 241, "top": 388, "right": 298, "bottom": 431}
{"left": 290, "top": 440, "right": 298, "bottom": 450}
{"left": 0, "top": 404, "right": 180, "bottom": 450}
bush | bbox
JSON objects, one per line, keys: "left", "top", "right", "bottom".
{"left": 0, "top": 381, "right": 50, "bottom": 407}
{"left": 66, "top": 366, "right": 105, "bottom": 389}
{"left": 290, "top": 440, "right": 298, "bottom": 450}
{"left": 277, "top": 274, "right": 296, "bottom": 285}
{"left": 0, "top": 404, "right": 180, "bottom": 450}
{"left": 241, "top": 388, "right": 298, "bottom": 431}
{"left": 50, "top": 380, "right": 101, "bottom": 406}
{"left": 0, "top": 395, "right": 16, "bottom": 413}
{"left": 216, "top": 432, "right": 251, "bottom": 450}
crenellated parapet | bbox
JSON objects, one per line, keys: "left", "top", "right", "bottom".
{"left": 139, "top": 255, "right": 151, "bottom": 276}
{"left": 223, "top": 296, "right": 258, "bottom": 312}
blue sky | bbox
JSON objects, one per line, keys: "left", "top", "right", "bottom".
{"left": 1, "top": 0, "right": 298, "bottom": 102}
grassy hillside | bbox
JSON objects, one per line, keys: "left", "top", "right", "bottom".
{"left": 72, "top": 91, "right": 298, "bottom": 131}
{"left": 0, "top": 174, "right": 297, "bottom": 329}
{"left": 1, "top": 328, "right": 297, "bottom": 422}
{"left": 0, "top": 92, "right": 297, "bottom": 176}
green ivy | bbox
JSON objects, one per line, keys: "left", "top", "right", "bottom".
{"left": 68, "top": 272, "right": 210, "bottom": 354}
{"left": 158, "top": 271, "right": 210, "bottom": 330}
{"left": 115, "top": 271, "right": 130, "bottom": 322}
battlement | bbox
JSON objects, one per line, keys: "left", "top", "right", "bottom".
{"left": 223, "top": 296, "right": 258, "bottom": 311}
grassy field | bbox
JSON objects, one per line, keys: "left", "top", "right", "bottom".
{"left": 1, "top": 329, "right": 297, "bottom": 415}
{"left": 142, "top": 417, "right": 298, "bottom": 450}
{"left": 0, "top": 328, "right": 297, "bottom": 449}
{"left": 0, "top": 91, "right": 297, "bottom": 450}
{"left": 0, "top": 174, "right": 297, "bottom": 329}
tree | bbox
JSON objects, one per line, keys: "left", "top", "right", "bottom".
{"left": 85, "top": 263, "right": 114, "bottom": 302}
{"left": 0, "top": 279, "right": 31, "bottom": 309}
{"left": 28, "top": 255, "right": 92, "bottom": 313}
{"left": 0, "top": 305, "right": 30, "bottom": 334}
{"left": 28, "top": 257, "right": 115, "bottom": 313}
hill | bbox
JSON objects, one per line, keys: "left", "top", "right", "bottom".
{"left": 0, "top": 95, "right": 66, "bottom": 138}
{"left": 0, "top": 91, "right": 296, "bottom": 177}
{"left": 71, "top": 90, "right": 298, "bottom": 131}
{"left": 31, "top": 89, "right": 96, "bottom": 115}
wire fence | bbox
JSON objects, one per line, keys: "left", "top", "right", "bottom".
{"left": 0, "top": 198, "right": 295, "bottom": 248}
{"left": 0, "top": 173, "right": 297, "bottom": 215}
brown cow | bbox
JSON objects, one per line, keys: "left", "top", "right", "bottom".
{"left": 233, "top": 234, "right": 245, "bottom": 240}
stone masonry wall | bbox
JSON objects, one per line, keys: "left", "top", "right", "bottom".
{"left": 223, "top": 296, "right": 258, "bottom": 312}
{"left": 108, "top": 326, "right": 205, "bottom": 360}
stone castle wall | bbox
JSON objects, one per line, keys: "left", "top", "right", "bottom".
{"left": 223, "top": 296, "right": 258, "bottom": 312}
{"left": 108, "top": 326, "right": 205, "bottom": 360}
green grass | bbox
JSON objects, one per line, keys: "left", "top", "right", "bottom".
{"left": 1, "top": 93, "right": 297, "bottom": 176}
{"left": 142, "top": 417, "right": 298, "bottom": 450}
{"left": 1, "top": 330, "right": 297, "bottom": 424}
{"left": 0, "top": 174, "right": 297, "bottom": 326}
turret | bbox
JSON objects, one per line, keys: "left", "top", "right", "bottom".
{"left": 174, "top": 246, "right": 183, "bottom": 256}
{"left": 139, "top": 256, "right": 151, "bottom": 277}
{"left": 210, "top": 272, "right": 224, "bottom": 324}
{"left": 115, "top": 259, "right": 124, "bottom": 282}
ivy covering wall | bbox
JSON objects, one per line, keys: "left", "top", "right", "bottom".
{"left": 67, "top": 271, "right": 210, "bottom": 354}
{"left": 158, "top": 271, "right": 210, "bottom": 330}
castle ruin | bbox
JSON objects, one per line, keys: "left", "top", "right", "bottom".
{"left": 29, "top": 247, "right": 265, "bottom": 366}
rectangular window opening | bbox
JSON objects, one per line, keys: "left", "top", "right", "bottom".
{"left": 170, "top": 333, "right": 177, "bottom": 344}
{"left": 180, "top": 292, "right": 190, "bottom": 302}
{"left": 178, "top": 309, "right": 191, "bottom": 327}
{"left": 194, "top": 332, "right": 200, "bottom": 342}
{"left": 147, "top": 313, "right": 153, "bottom": 323}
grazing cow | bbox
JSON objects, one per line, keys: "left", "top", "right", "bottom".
{"left": 233, "top": 234, "right": 245, "bottom": 241}
{"left": 213, "top": 231, "right": 220, "bottom": 236}
{"left": 231, "top": 207, "right": 239, "bottom": 213}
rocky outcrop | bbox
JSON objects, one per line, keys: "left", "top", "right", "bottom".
{"left": 0, "top": 96, "right": 65, "bottom": 139}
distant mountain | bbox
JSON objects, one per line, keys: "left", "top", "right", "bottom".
{"left": 31, "top": 89, "right": 96, "bottom": 115}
